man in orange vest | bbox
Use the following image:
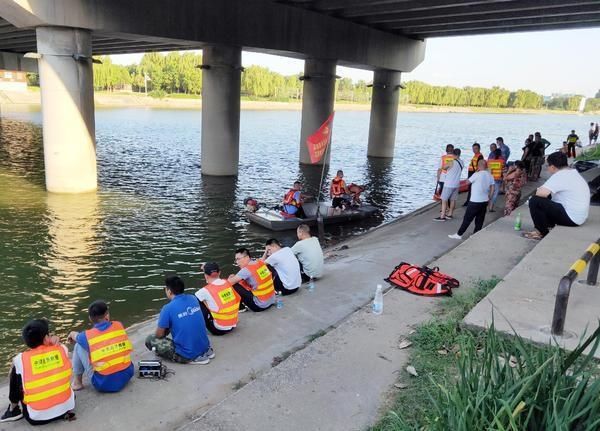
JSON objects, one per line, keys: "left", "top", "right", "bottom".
{"left": 228, "top": 248, "right": 276, "bottom": 312}
{"left": 195, "top": 262, "right": 241, "bottom": 335}
{"left": 1, "top": 319, "right": 75, "bottom": 425}
{"left": 435, "top": 144, "right": 455, "bottom": 200}
{"left": 487, "top": 148, "right": 506, "bottom": 212}
{"left": 66, "top": 300, "right": 134, "bottom": 392}
{"left": 330, "top": 170, "right": 351, "bottom": 210}
{"left": 464, "top": 143, "right": 484, "bottom": 206}
{"left": 283, "top": 181, "right": 310, "bottom": 218}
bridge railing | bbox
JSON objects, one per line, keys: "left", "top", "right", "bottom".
{"left": 551, "top": 238, "right": 600, "bottom": 336}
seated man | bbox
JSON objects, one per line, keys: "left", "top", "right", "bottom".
{"left": 283, "top": 181, "right": 309, "bottom": 218}
{"left": 228, "top": 248, "right": 276, "bottom": 312}
{"left": 1, "top": 319, "right": 75, "bottom": 425}
{"left": 67, "top": 300, "right": 134, "bottom": 392}
{"left": 195, "top": 262, "right": 241, "bottom": 336}
{"left": 330, "top": 170, "right": 351, "bottom": 211}
{"left": 291, "top": 224, "right": 324, "bottom": 283}
{"left": 524, "top": 152, "right": 590, "bottom": 240}
{"left": 145, "top": 276, "right": 214, "bottom": 364}
{"left": 262, "top": 238, "right": 301, "bottom": 295}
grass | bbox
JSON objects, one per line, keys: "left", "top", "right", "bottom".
{"left": 371, "top": 277, "right": 600, "bottom": 431}
{"left": 576, "top": 145, "right": 600, "bottom": 161}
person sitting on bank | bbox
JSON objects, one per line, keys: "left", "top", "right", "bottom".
{"left": 145, "top": 275, "right": 214, "bottom": 364}
{"left": 283, "top": 181, "right": 309, "bottom": 218}
{"left": 195, "top": 262, "right": 241, "bottom": 336}
{"left": 291, "top": 224, "right": 324, "bottom": 283}
{"left": 67, "top": 300, "right": 134, "bottom": 392}
{"left": 330, "top": 170, "right": 351, "bottom": 211}
{"left": 262, "top": 238, "right": 301, "bottom": 295}
{"left": 1, "top": 319, "right": 75, "bottom": 425}
{"left": 523, "top": 152, "right": 590, "bottom": 240}
{"left": 227, "top": 248, "right": 276, "bottom": 312}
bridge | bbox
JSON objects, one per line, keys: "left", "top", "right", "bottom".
{"left": 0, "top": 0, "right": 598, "bottom": 192}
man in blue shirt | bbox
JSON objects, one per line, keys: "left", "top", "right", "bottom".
{"left": 145, "top": 276, "right": 214, "bottom": 364}
{"left": 67, "top": 300, "right": 134, "bottom": 392}
{"left": 497, "top": 137, "right": 510, "bottom": 162}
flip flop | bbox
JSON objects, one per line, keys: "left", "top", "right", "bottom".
{"left": 522, "top": 231, "right": 542, "bottom": 240}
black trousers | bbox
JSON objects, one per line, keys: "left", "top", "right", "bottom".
{"left": 457, "top": 202, "right": 487, "bottom": 236}
{"left": 465, "top": 170, "right": 475, "bottom": 203}
{"left": 567, "top": 143, "right": 576, "bottom": 158}
{"left": 529, "top": 195, "right": 577, "bottom": 236}
{"left": 199, "top": 302, "right": 234, "bottom": 336}
{"left": 232, "top": 283, "right": 273, "bottom": 312}
{"left": 268, "top": 264, "right": 298, "bottom": 296}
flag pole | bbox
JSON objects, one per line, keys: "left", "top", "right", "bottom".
{"left": 314, "top": 114, "right": 334, "bottom": 242}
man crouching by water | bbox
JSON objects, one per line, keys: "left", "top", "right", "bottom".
{"left": 228, "top": 248, "right": 276, "bottom": 312}
{"left": 145, "top": 276, "right": 215, "bottom": 365}
{"left": 67, "top": 300, "right": 134, "bottom": 392}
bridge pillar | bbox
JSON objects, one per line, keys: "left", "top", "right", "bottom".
{"left": 201, "top": 45, "right": 242, "bottom": 176}
{"left": 367, "top": 70, "right": 402, "bottom": 158}
{"left": 37, "top": 26, "right": 97, "bottom": 193}
{"left": 299, "top": 59, "right": 337, "bottom": 165}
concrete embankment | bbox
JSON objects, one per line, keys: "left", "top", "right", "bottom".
{"left": 0, "top": 171, "right": 551, "bottom": 431}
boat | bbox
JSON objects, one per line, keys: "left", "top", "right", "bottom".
{"left": 246, "top": 201, "right": 379, "bottom": 231}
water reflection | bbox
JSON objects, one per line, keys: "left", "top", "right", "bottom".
{"left": 364, "top": 157, "right": 394, "bottom": 209}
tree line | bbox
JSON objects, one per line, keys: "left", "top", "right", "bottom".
{"left": 24, "top": 52, "right": 599, "bottom": 111}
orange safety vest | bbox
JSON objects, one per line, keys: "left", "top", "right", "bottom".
{"left": 85, "top": 321, "right": 133, "bottom": 376}
{"left": 283, "top": 189, "right": 299, "bottom": 207}
{"left": 204, "top": 280, "right": 241, "bottom": 327}
{"left": 469, "top": 153, "right": 482, "bottom": 172}
{"left": 440, "top": 154, "right": 454, "bottom": 174}
{"left": 330, "top": 177, "right": 346, "bottom": 197}
{"left": 239, "top": 260, "right": 276, "bottom": 302}
{"left": 21, "top": 345, "right": 73, "bottom": 411}
{"left": 487, "top": 158, "right": 505, "bottom": 181}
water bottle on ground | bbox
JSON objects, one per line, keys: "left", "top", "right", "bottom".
{"left": 151, "top": 346, "right": 157, "bottom": 359}
{"left": 307, "top": 277, "right": 315, "bottom": 292}
{"left": 372, "top": 284, "right": 383, "bottom": 315}
{"left": 514, "top": 212, "right": 522, "bottom": 231}
{"left": 276, "top": 295, "right": 283, "bottom": 309}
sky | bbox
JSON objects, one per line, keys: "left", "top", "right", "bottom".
{"left": 112, "top": 28, "right": 600, "bottom": 97}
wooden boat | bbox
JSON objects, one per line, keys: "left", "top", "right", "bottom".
{"left": 246, "top": 202, "right": 379, "bottom": 231}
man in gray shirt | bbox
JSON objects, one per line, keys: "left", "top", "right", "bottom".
{"left": 291, "top": 224, "right": 324, "bottom": 282}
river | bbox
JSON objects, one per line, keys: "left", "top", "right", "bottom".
{"left": 0, "top": 107, "right": 595, "bottom": 367}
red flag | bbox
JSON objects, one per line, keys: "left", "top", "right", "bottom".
{"left": 306, "top": 112, "right": 334, "bottom": 164}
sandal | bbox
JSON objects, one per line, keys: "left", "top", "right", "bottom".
{"left": 522, "top": 231, "right": 543, "bottom": 240}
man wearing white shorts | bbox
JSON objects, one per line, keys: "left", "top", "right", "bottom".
{"left": 435, "top": 148, "right": 463, "bottom": 222}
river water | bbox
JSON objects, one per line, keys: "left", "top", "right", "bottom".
{"left": 0, "top": 107, "right": 595, "bottom": 367}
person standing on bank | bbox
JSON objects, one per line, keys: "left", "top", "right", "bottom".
{"left": 435, "top": 144, "right": 455, "bottom": 199}
{"left": 291, "top": 224, "right": 324, "bottom": 282}
{"left": 464, "top": 142, "right": 484, "bottom": 206}
{"left": 1, "top": 319, "right": 75, "bottom": 425}
{"left": 67, "top": 300, "right": 134, "bottom": 392}
{"left": 228, "top": 248, "right": 276, "bottom": 312}
{"left": 566, "top": 130, "right": 579, "bottom": 158}
{"left": 195, "top": 262, "right": 241, "bottom": 336}
{"left": 262, "top": 238, "right": 301, "bottom": 295}
{"left": 523, "top": 152, "right": 590, "bottom": 240}
{"left": 449, "top": 159, "right": 495, "bottom": 240}
{"left": 434, "top": 148, "right": 463, "bottom": 221}
{"left": 145, "top": 276, "right": 214, "bottom": 364}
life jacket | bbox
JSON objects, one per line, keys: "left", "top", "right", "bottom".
{"left": 204, "top": 280, "right": 241, "bottom": 327}
{"left": 283, "top": 189, "right": 299, "bottom": 208}
{"left": 385, "top": 262, "right": 459, "bottom": 297}
{"left": 239, "top": 260, "right": 276, "bottom": 302}
{"left": 567, "top": 134, "right": 578, "bottom": 144}
{"left": 330, "top": 177, "right": 346, "bottom": 197}
{"left": 440, "top": 154, "right": 454, "bottom": 174}
{"left": 469, "top": 153, "right": 482, "bottom": 172}
{"left": 85, "top": 321, "right": 133, "bottom": 376}
{"left": 20, "top": 345, "right": 73, "bottom": 411}
{"left": 487, "top": 158, "right": 505, "bottom": 181}
{"left": 459, "top": 179, "right": 469, "bottom": 193}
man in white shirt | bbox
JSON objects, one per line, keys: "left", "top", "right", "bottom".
{"left": 449, "top": 159, "right": 495, "bottom": 240}
{"left": 524, "top": 152, "right": 590, "bottom": 240}
{"left": 435, "top": 148, "right": 464, "bottom": 221}
{"left": 262, "top": 238, "right": 301, "bottom": 295}
{"left": 291, "top": 224, "right": 324, "bottom": 282}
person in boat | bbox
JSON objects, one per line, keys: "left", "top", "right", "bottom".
{"left": 282, "top": 181, "right": 309, "bottom": 218}
{"left": 227, "top": 248, "right": 276, "bottom": 312}
{"left": 67, "top": 300, "right": 134, "bottom": 392}
{"left": 330, "top": 170, "right": 352, "bottom": 212}
{"left": 347, "top": 183, "right": 365, "bottom": 207}
{"left": 1, "top": 319, "right": 75, "bottom": 425}
{"left": 435, "top": 144, "right": 455, "bottom": 200}
{"left": 244, "top": 197, "right": 259, "bottom": 213}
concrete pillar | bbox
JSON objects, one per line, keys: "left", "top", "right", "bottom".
{"left": 367, "top": 70, "right": 402, "bottom": 158}
{"left": 299, "top": 59, "right": 337, "bottom": 165}
{"left": 37, "top": 26, "right": 97, "bottom": 193}
{"left": 201, "top": 46, "right": 242, "bottom": 176}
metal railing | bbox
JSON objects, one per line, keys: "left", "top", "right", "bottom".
{"left": 551, "top": 238, "right": 600, "bottom": 336}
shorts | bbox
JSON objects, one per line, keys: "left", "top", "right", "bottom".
{"left": 332, "top": 197, "right": 347, "bottom": 208}
{"left": 440, "top": 186, "right": 459, "bottom": 201}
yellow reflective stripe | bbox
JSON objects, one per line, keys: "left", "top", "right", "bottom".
{"left": 94, "top": 355, "right": 131, "bottom": 372}
{"left": 24, "top": 369, "right": 71, "bottom": 390}
{"left": 220, "top": 303, "right": 239, "bottom": 313}
{"left": 24, "top": 382, "right": 70, "bottom": 403}
{"left": 88, "top": 329, "right": 127, "bottom": 346}
{"left": 254, "top": 283, "right": 274, "bottom": 296}
{"left": 587, "top": 243, "right": 600, "bottom": 256}
{"left": 90, "top": 340, "right": 133, "bottom": 363}
{"left": 212, "top": 311, "right": 238, "bottom": 320}
{"left": 570, "top": 259, "right": 587, "bottom": 274}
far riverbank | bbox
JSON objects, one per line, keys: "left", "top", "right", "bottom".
{"left": 1, "top": 89, "right": 597, "bottom": 115}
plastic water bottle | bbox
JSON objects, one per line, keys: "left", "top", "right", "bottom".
{"left": 373, "top": 284, "right": 383, "bottom": 315}
{"left": 307, "top": 277, "right": 315, "bottom": 292}
{"left": 151, "top": 346, "right": 157, "bottom": 358}
{"left": 514, "top": 212, "right": 522, "bottom": 231}
{"left": 276, "top": 296, "right": 283, "bottom": 309}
